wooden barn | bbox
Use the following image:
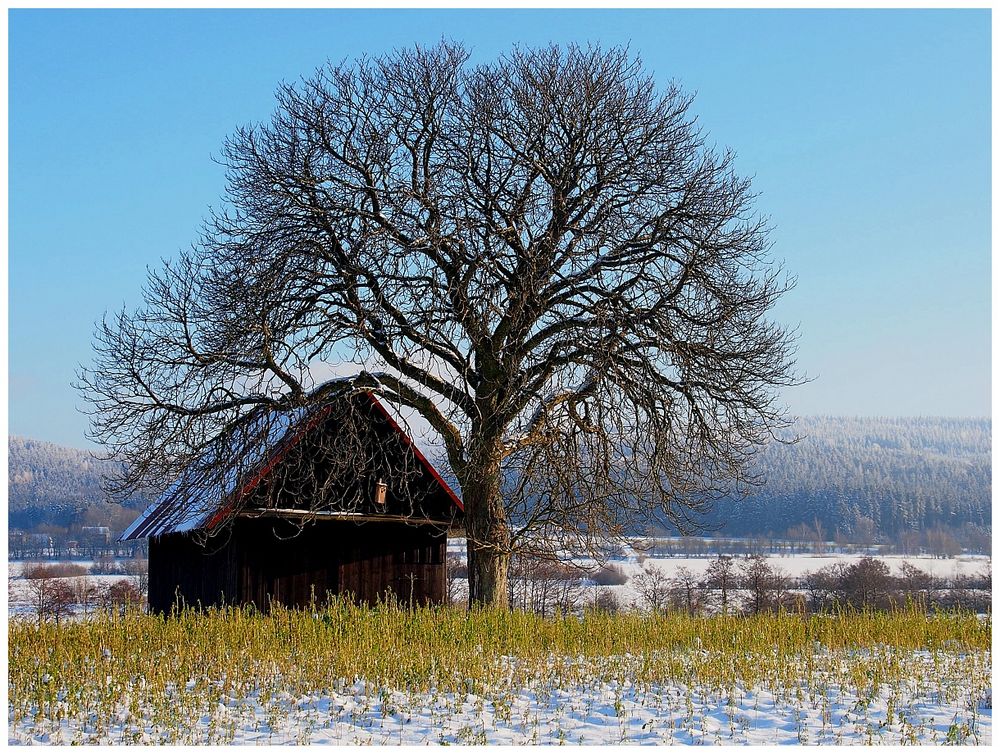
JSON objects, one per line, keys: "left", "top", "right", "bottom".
{"left": 121, "top": 383, "right": 463, "bottom": 613}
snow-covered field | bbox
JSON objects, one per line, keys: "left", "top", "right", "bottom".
{"left": 446, "top": 538, "right": 992, "bottom": 579}
{"left": 9, "top": 649, "right": 990, "bottom": 745}
{"left": 447, "top": 539, "right": 991, "bottom": 609}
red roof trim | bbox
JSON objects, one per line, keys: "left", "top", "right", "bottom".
{"left": 365, "top": 393, "right": 465, "bottom": 512}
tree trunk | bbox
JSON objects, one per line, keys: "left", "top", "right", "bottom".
{"left": 462, "top": 442, "right": 511, "bottom": 608}
{"left": 467, "top": 539, "right": 510, "bottom": 608}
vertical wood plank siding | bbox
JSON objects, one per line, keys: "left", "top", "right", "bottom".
{"left": 148, "top": 518, "right": 446, "bottom": 613}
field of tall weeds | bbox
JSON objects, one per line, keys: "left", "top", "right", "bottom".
{"left": 8, "top": 603, "right": 991, "bottom": 744}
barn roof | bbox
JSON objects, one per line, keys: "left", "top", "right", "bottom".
{"left": 120, "top": 380, "right": 463, "bottom": 541}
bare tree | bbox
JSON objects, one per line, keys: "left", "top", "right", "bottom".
{"left": 73, "top": 576, "right": 100, "bottom": 617}
{"left": 895, "top": 561, "right": 939, "bottom": 610}
{"left": 703, "top": 555, "right": 737, "bottom": 615}
{"left": 803, "top": 562, "right": 849, "bottom": 612}
{"left": 99, "top": 579, "right": 144, "bottom": 615}
{"left": 925, "top": 526, "right": 963, "bottom": 559}
{"left": 841, "top": 556, "right": 893, "bottom": 610}
{"left": 633, "top": 564, "right": 673, "bottom": 613}
{"left": 740, "top": 555, "right": 786, "bottom": 615}
{"left": 851, "top": 515, "right": 877, "bottom": 548}
{"left": 25, "top": 576, "right": 76, "bottom": 623}
{"left": 589, "top": 587, "right": 622, "bottom": 614}
{"left": 78, "top": 42, "right": 799, "bottom": 607}
{"left": 667, "top": 566, "right": 703, "bottom": 615}
{"left": 974, "top": 563, "right": 992, "bottom": 591}
{"left": 896, "top": 530, "right": 922, "bottom": 556}
{"left": 592, "top": 563, "right": 629, "bottom": 587}
{"left": 810, "top": 516, "right": 827, "bottom": 554}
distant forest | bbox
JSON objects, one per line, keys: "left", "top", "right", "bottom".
{"left": 704, "top": 416, "right": 990, "bottom": 552}
{"left": 8, "top": 416, "right": 992, "bottom": 553}
{"left": 8, "top": 437, "right": 143, "bottom": 536}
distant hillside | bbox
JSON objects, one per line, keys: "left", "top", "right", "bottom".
{"left": 710, "top": 416, "right": 991, "bottom": 546}
{"left": 8, "top": 417, "right": 991, "bottom": 548}
{"left": 7, "top": 436, "right": 144, "bottom": 533}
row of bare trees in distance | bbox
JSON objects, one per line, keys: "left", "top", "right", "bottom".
{"left": 448, "top": 554, "right": 992, "bottom": 617}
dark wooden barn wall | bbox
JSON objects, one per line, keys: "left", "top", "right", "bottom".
{"left": 148, "top": 518, "right": 446, "bottom": 613}
{"left": 148, "top": 531, "right": 238, "bottom": 612}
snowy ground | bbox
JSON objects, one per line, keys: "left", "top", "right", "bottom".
{"left": 9, "top": 649, "right": 991, "bottom": 745}
{"left": 446, "top": 539, "right": 992, "bottom": 579}
{"left": 449, "top": 539, "right": 991, "bottom": 575}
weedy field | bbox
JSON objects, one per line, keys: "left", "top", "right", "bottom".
{"left": 8, "top": 603, "right": 991, "bottom": 745}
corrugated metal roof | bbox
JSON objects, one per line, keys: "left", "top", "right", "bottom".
{"left": 120, "top": 405, "right": 313, "bottom": 541}
{"left": 119, "top": 382, "right": 463, "bottom": 541}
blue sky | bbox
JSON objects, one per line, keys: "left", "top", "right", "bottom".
{"left": 8, "top": 8, "right": 991, "bottom": 448}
